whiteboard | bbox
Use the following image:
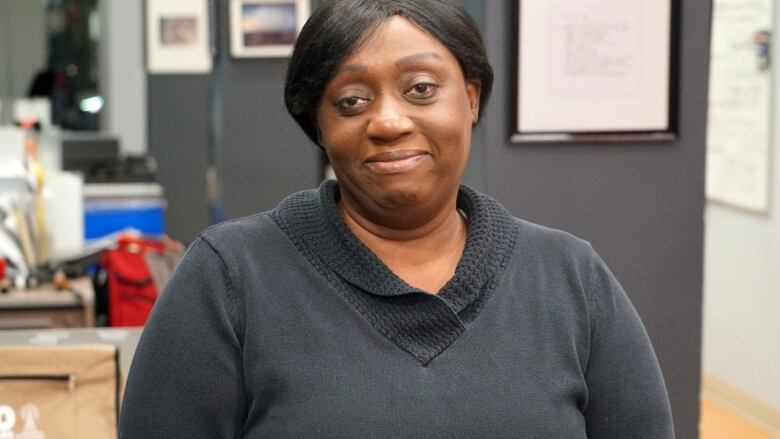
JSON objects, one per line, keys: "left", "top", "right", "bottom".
{"left": 706, "top": 0, "right": 773, "bottom": 212}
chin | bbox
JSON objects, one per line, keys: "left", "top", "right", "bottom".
{"left": 380, "top": 187, "right": 422, "bottom": 207}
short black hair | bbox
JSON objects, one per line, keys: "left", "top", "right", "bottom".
{"left": 284, "top": 0, "right": 493, "bottom": 147}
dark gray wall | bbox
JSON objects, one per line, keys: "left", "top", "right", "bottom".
{"left": 211, "top": 0, "right": 321, "bottom": 222}
{"left": 480, "top": 3, "right": 709, "bottom": 438}
{"left": 458, "top": 0, "right": 487, "bottom": 190}
{"left": 147, "top": 76, "right": 211, "bottom": 241}
{"left": 147, "top": 2, "right": 322, "bottom": 240}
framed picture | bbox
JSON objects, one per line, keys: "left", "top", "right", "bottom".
{"left": 146, "top": 0, "right": 212, "bottom": 74}
{"left": 512, "top": 0, "right": 679, "bottom": 143}
{"left": 229, "top": 0, "right": 310, "bottom": 58}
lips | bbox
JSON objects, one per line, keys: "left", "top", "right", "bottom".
{"left": 364, "top": 150, "right": 430, "bottom": 174}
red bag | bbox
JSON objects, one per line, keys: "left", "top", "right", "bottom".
{"left": 100, "top": 235, "right": 166, "bottom": 327}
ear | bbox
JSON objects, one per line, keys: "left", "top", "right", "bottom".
{"left": 465, "top": 80, "right": 481, "bottom": 124}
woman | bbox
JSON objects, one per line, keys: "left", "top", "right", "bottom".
{"left": 120, "top": 1, "right": 674, "bottom": 437}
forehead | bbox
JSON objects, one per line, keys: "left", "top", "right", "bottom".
{"left": 339, "top": 15, "right": 456, "bottom": 67}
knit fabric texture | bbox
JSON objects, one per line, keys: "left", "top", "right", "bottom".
{"left": 270, "top": 180, "right": 518, "bottom": 365}
{"left": 119, "top": 182, "right": 675, "bottom": 438}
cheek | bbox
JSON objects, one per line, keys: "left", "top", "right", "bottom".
{"left": 425, "top": 105, "right": 473, "bottom": 154}
{"left": 434, "top": 89, "right": 476, "bottom": 136}
{"left": 318, "top": 114, "right": 359, "bottom": 156}
{"left": 320, "top": 124, "right": 363, "bottom": 172}
{"left": 324, "top": 132, "right": 356, "bottom": 158}
{"left": 436, "top": 107, "right": 473, "bottom": 174}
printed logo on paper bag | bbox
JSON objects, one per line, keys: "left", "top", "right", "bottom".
{"left": 0, "top": 404, "right": 45, "bottom": 439}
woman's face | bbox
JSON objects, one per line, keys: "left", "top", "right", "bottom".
{"left": 316, "top": 16, "right": 480, "bottom": 226}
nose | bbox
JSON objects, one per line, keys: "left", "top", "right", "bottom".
{"left": 366, "top": 95, "right": 414, "bottom": 143}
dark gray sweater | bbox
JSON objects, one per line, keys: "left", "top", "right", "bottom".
{"left": 119, "top": 181, "right": 674, "bottom": 438}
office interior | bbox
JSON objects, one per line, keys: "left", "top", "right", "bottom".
{"left": 0, "top": 0, "right": 777, "bottom": 437}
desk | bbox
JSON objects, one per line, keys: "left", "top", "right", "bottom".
{"left": 0, "top": 277, "right": 95, "bottom": 329}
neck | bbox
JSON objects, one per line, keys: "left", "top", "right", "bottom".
{"left": 338, "top": 195, "right": 467, "bottom": 293}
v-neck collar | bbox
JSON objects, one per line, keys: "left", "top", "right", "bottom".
{"left": 271, "top": 181, "right": 518, "bottom": 365}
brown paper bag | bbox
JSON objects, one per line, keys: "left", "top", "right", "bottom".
{"left": 0, "top": 344, "right": 119, "bottom": 439}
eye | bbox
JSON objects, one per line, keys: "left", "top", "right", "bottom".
{"left": 334, "top": 96, "right": 370, "bottom": 115}
{"left": 405, "top": 82, "right": 439, "bottom": 100}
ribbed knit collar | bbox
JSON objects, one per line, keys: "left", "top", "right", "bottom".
{"left": 271, "top": 180, "right": 518, "bottom": 365}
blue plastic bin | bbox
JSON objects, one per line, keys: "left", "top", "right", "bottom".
{"left": 84, "top": 200, "right": 165, "bottom": 240}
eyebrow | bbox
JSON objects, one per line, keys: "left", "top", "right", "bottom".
{"left": 336, "top": 64, "right": 368, "bottom": 74}
{"left": 335, "top": 52, "right": 444, "bottom": 74}
{"left": 395, "top": 52, "right": 442, "bottom": 67}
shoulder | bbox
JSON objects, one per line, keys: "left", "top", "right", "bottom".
{"left": 508, "top": 217, "right": 633, "bottom": 327}
{"left": 199, "top": 211, "right": 279, "bottom": 249}
{"left": 187, "top": 186, "right": 325, "bottom": 272}
{"left": 512, "top": 217, "right": 596, "bottom": 265}
{"left": 461, "top": 185, "right": 594, "bottom": 264}
{"left": 197, "top": 185, "right": 323, "bottom": 253}
{"left": 502, "top": 215, "right": 608, "bottom": 311}
{"left": 171, "top": 213, "right": 281, "bottom": 295}
{"left": 460, "top": 186, "right": 600, "bottom": 284}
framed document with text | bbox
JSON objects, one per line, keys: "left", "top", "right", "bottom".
{"left": 512, "top": 0, "right": 678, "bottom": 143}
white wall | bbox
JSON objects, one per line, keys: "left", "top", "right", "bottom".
{"left": 99, "top": 0, "right": 147, "bottom": 155}
{"left": 702, "top": 3, "right": 780, "bottom": 411}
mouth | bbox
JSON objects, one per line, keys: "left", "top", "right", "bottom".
{"left": 364, "top": 150, "right": 430, "bottom": 174}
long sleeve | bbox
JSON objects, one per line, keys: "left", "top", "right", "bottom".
{"left": 583, "top": 250, "right": 675, "bottom": 438}
{"left": 119, "top": 236, "right": 246, "bottom": 438}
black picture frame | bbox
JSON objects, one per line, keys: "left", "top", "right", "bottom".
{"left": 510, "top": 0, "right": 681, "bottom": 144}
